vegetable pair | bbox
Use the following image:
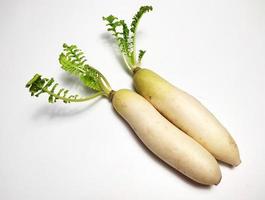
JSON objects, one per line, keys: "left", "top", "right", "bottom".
{"left": 26, "top": 5, "right": 240, "bottom": 185}
{"left": 26, "top": 43, "right": 221, "bottom": 185}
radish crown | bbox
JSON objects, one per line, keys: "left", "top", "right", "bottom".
{"left": 103, "top": 5, "right": 152, "bottom": 72}
{"left": 26, "top": 44, "right": 112, "bottom": 103}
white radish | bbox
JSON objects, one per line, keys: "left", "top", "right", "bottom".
{"left": 133, "top": 69, "right": 241, "bottom": 166}
{"left": 112, "top": 89, "right": 222, "bottom": 185}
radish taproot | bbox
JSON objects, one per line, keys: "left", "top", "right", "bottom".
{"left": 26, "top": 43, "right": 221, "bottom": 185}
{"left": 103, "top": 6, "right": 241, "bottom": 166}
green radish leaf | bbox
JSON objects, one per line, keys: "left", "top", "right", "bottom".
{"left": 103, "top": 5, "right": 152, "bottom": 70}
{"left": 26, "top": 74, "right": 104, "bottom": 103}
{"left": 59, "top": 43, "right": 102, "bottom": 91}
{"left": 26, "top": 74, "right": 81, "bottom": 103}
{"left": 130, "top": 6, "right": 153, "bottom": 36}
{"left": 138, "top": 50, "right": 146, "bottom": 63}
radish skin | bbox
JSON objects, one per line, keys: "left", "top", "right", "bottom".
{"left": 133, "top": 68, "right": 241, "bottom": 166}
{"left": 112, "top": 89, "right": 222, "bottom": 185}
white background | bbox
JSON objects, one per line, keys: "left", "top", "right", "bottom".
{"left": 1, "top": 0, "right": 265, "bottom": 199}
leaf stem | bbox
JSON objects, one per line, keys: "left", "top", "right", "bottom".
{"left": 132, "top": 27, "right": 138, "bottom": 66}
{"left": 43, "top": 89, "right": 104, "bottom": 103}
{"left": 121, "top": 53, "right": 134, "bottom": 72}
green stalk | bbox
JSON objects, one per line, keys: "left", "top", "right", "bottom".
{"left": 44, "top": 89, "right": 104, "bottom": 102}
